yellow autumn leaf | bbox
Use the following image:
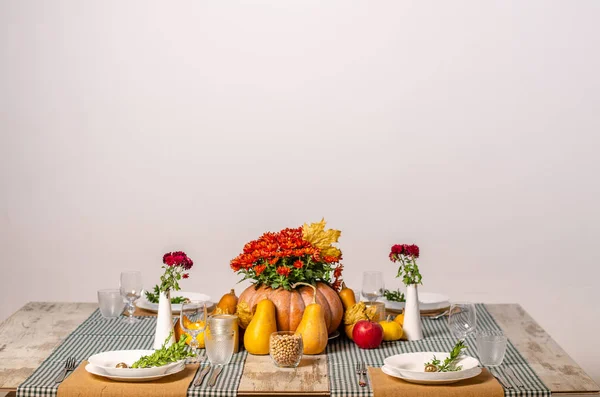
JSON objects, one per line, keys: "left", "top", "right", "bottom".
{"left": 302, "top": 219, "right": 342, "bottom": 258}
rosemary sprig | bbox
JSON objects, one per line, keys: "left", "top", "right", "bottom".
{"left": 383, "top": 288, "right": 405, "bottom": 302}
{"left": 424, "top": 340, "right": 467, "bottom": 372}
{"left": 131, "top": 333, "right": 194, "bottom": 368}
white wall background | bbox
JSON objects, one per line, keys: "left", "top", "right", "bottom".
{"left": 1, "top": 0, "right": 599, "bottom": 384}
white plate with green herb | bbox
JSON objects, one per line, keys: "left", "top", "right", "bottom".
{"left": 87, "top": 335, "right": 195, "bottom": 378}
{"left": 136, "top": 289, "right": 212, "bottom": 314}
{"left": 383, "top": 340, "right": 480, "bottom": 382}
{"left": 85, "top": 361, "right": 185, "bottom": 382}
{"left": 381, "top": 364, "right": 481, "bottom": 385}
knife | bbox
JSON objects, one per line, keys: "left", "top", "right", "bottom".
{"left": 194, "top": 363, "right": 211, "bottom": 387}
{"left": 505, "top": 367, "right": 525, "bottom": 388}
{"left": 208, "top": 365, "right": 223, "bottom": 387}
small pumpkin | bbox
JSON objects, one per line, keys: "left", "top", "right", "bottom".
{"left": 215, "top": 289, "right": 238, "bottom": 314}
{"left": 238, "top": 281, "right": 343, "bottom": 335}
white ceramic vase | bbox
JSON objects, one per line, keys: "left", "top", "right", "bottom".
{"left": 403, "top": 284, "right": 423, "bottom": 341}
{"left": 153, "top": 290, "right": 176, "bottom": 349}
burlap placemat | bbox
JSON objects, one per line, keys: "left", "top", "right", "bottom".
{"left": 368, "top": 367, "right": 503, "bottom": 397}
{"left": 57, "top": 361, "right": 199, "bottom": 397}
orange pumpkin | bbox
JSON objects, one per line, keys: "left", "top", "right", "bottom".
{"left": 238, "top": 282, "right": 343, "bottom": 335}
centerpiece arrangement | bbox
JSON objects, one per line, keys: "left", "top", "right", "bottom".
{"left": 153, "top": 251, "right": 194, "bottom": 349}
{"left": 389, "top": 244, "right": 423, "bottom": 340}
{"left": 231, "top": 219, "right": 344, "bottom": 336}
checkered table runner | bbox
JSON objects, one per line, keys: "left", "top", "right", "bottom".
{"left": 327, "top": 303, "right": 550, "bottom": 396}
{"left": 17, "top": 310, "right": 247, "bottom": 397}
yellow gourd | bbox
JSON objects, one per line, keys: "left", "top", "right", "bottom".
{"left": 292, "top": 282, "right": 328, "bottom": 355}
{"left": 216, "top": 289, "right": 238, "bottom": 315}
{"left": 338, "top": 282, "right": 357, "bottom": 310}
{"left": 394, "top": 312, "right": 404, "bottom": 327}
{"left": 343, "top": 301, "right": 378, "bottom": 340}
{"left": 243, "top": 299, "right": 277, "bottom": 355}
{"left": 379, "top": 315, "right": 403, "bottom": 341}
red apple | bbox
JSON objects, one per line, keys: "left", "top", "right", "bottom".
{"left": 352, "top": 320, "right": 384, "bottom": 349}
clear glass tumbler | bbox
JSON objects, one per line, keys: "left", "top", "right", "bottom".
{"left": 97, "top": 289, "right": 125, "bottom": 318}
{"left": 477, "top": 331, "right": 508, "bottom": 367}
{"left": 205, "top": 316, "right": 235, "bottom": 366}
{"left": 270, "top": 331, "right": 303, "bottom": 368}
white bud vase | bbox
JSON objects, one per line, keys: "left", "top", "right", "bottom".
{"left": 403, "top": 284, "right": 423, "bottom": 341}
{"left": 153, "top": 290, "right": 175, "bottom": 349}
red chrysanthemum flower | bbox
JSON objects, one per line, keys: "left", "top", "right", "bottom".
{"left": 254, "top": 264, "right": 267, "bottom": 276}
{"left": 160, "top": 251, "right": 193, "bottom": 292}
{"left": 276, "top": 266, "right": 291, "bottom": 277}
{"left": 405, "top": 244, "right": 419, "bottom": 258}
{"left": 293, "top": 260, "right": 304, "bottom": 269}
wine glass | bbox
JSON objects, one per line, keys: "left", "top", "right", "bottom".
{"left": 120, "top": 271, "right": 142, "bottom": 324}
{"left": 448, "top": 302, "right": 477, "bottom": 341}
{"left": 361, "top": 271, "right": 384, "bottom": 303}
{"left": 180, "top": 301, "right": 208, "bottom": 363}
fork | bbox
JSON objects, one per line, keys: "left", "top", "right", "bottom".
{"left": 54, "top": 357, "right": 77, "bottom": 383}
{"left": 355, "top": 362, "right": 367, "bottom": 387}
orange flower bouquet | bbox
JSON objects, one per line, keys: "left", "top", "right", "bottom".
{"left": 230, "top": 219, "right": 344, "bottom": 290}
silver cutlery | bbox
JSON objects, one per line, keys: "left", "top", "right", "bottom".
{"left": 54, "top": 357, "right": 77, "bottom": 383}
{"left": 431, "top": 310, "right": 449, "bottom": 320}
{"left": 490, "top": 368, "right": 513, "bottom": 390}
{"left": 505, "top": 367, "right": 525, "bottom": 388}
{"left": 208, "top": 365, "right": 223, "bottom": 387}
{"left": 355, "top": 362, "right": 367, "bottom": 387}
{"left": 194, "top": 363, "right": 211, "bottom": 387}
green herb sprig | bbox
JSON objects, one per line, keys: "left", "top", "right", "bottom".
{"left": 131, "top": 333, "right": 194, "bottom": 368}
{"left": 145, "top": 285, "right": 189, "bottom": 304}
{"left": 424, "top": 340, "right": 467, "bottom": 372}
{"left": 383, "top": 288, "right": 405, "bottom": 302}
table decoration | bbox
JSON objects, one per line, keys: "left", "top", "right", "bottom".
{"left": 16, "top": 307, "right": 248, "bottom": 397}
{"left": 326, "top": 304, "right": 550, "bottom": 397}
{"left": 233, "top": 219, "right": 344, "bottom": 334}
{"left": 389, "top": 244, "right": 423, "bottom": 340}
{"left": 153, "top": 251, "right": 194, "bottom": 349}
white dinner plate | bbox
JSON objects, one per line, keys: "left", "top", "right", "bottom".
{"left": 377, "top": 292, "right": 450, "bottom": 312}
{"left": 136, "top": 291, "right": 213, "bottom": 314}
{"left": 85, "top": 362, "right": 185, "bottom": 382}
{"left": 88, "top": 350, "right": 185, "bottom": 377}
{"left": 381, "top": 364, "right": 482, "bottom": 385}
{"left": 384, "top": 352, "right": 480, "bottom": 381}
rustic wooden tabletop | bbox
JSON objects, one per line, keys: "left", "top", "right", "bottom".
{"left": 0, "top": 302, "right": 597, "bottom": 396}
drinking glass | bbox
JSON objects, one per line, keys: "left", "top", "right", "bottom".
{"left": 448, "top": 302, "right": 477, "bottom": 340}
{"left": 120, "top": 271, "right": 142, "bottom": 324}
{"left": 97, "top": 289, "right": 125, "bottom": 318}
{"left": 361, "top": 271, "right": 384, "bottom": 302}
{"left": 205, "top": 316, "right": 235, "bottom": 368}
{"left": 180, "top": 301, "right": 208, "bottom": 363}
{"left": 477, "top": 331, "right": 507, "bottom": 367}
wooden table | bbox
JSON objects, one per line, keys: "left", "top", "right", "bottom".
{"left": 0, "top": 302, "right": 598, "bottom": 396}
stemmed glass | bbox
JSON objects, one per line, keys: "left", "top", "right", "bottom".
{"left": 120, "top": 271, "right": 142, "bottom": 324}
{"left": 361, "top": 271, "right": 384, "bottom": 303}
{"left": 180, "top": 301, "right": 208, "bottom": 363}
{"left": 448, "top": 302, "right": 477, "bottom": 341}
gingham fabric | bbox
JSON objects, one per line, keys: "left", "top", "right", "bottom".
{"left": 17, "top": 310, "right": 248, "bottom": 397}
{"left": 327, "top": 304, "right": 550, "bottom": 397}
